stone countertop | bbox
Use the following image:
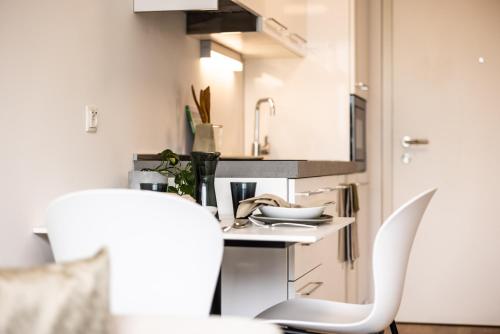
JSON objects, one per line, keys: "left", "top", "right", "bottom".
{"left": 134, "top": 154, "right": 364, "bottom": 178}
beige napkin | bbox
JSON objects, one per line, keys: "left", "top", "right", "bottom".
{"left": 235, "top": 193, "right": 300, "bottom": 218}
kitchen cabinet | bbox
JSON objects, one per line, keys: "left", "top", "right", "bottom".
{"left": 288, "top": 176, "right": 347, "bottom": 302}
{"left": 350, "top": 0, "right": 370, "bottom": 99}
{"left": 345, "top": 173, "right": 371, "bottom": 304}
{"left": 262, "top": 0, "right": 308, "bottom": 44}
{"left": 134, "top": 0, "right": 217, "bottom": 11}
{"left": 216, "top": 175, "right": 348, "bottom": 316}
{"left": 234, "top": 0, "right": 307, "bottom": 42}
{"left": 219, "top": 0, "right": 308, "bottom": 58}
{"left": 232, "top": 0, "right": 267, "bottom": 16}
{"left": 243, "top": 0, "right": 352, "bottom": 160}
{"left": 135, "top": 0, "right": 308, "bottom": 58}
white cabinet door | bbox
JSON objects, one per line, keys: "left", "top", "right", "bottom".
{"left": 233, "top": 0, "right": 267, "bottom": 16}
{"left": 316, "top": 233, "right": 347, "bottom": 302}
{"left": 288, "top": 176, "right": 347, "bottom": 302}
{"left": 289, "top": 264, "right": 329, "bottom": 300}
{"left": 350, "top": 0, "right": 369, "bottom": 99}
{"left": 265, "top": 0, "right": 308, "bottom": 41}
{"left": 236, "top": 0, "right": 308, "bottom": 48}
{"left": 222, "top": 246, "right": 288, "bottom": 317}
{"left": 134, "top": 0, "right": 217, "bottom": 12}
{"left": 344, "top": 175, "right": 371, "bottom": 304}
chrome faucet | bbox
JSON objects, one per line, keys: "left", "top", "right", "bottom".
{"left": 252, "top": 98, "right": 276, "bottom": 157}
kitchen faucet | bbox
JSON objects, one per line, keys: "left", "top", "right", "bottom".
{"left": 252, "top": 98, "right": 276, "bottom": 157}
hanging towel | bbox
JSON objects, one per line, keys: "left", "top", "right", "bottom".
{"left": 338, "top": 183, "right": 360, "bottom": 268}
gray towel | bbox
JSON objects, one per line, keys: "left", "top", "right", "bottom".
{"left": 338, "top": 183, "right": 360, "bottom": 268}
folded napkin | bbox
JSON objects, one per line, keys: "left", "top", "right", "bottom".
{"left": 235, "top": 194, "right": 300, "bottom": 218}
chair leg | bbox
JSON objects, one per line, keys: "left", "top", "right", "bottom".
{"left": 389, "top": 320, "right": 399, "bottom": 334}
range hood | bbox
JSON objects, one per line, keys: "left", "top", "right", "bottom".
{"left": 186, "top": 0, "right": 306, "bottom": 58}
{"left": 134, "top": 0, "right": 307, "bottom": 58}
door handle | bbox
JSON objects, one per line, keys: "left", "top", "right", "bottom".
{"left": 401, "top": 136, "right": 429, "bottom": 148}
{"left": 355, "top": 82, "right": 369, "bottom": 91}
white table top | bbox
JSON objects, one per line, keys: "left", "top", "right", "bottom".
{"left": 33, "top": 217, "right": 354, "bottom": 245}
{"left": 220, "top": 216, "right": 354, "bottom": 244}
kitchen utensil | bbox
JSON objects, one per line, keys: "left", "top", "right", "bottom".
{"left": 222, "top": 225, "right": 232, "bottom": 232}
{"left": 231, "top": 182, "right": 257, "bottom": 217}
{"left": 250, "top": 214, "right": 333, "bottom": 225}
{"left": 232, "top": 219, "right": 250, "bottom": 229}
{"left": 259, "top": 206, "right": 326, "bottom": 219}
{"left": 185, "top": 105, "right": 202, "bottom": 135}
{"left": 191, "top": 85, "right": 211, "bottom": 123}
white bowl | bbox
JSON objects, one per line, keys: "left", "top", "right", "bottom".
{"left": 259, "top": 206, "right": 326, "bottom": 219}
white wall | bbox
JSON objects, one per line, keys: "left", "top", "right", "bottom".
{"left": 0, "top": 0, "right": 243, "bottom": 267}
{"left": 243, "top": 0, "right": 350, "bottom": 160}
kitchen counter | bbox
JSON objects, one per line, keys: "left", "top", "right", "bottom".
{"left": 134, "top": 154, "right": 362, "bottom": 178}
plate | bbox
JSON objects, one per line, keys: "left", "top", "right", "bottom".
{"left": 251, "top": 214, "right": 333, "bottom": 225}
{"left": 259, "top": 206, "right": 326, "bottom": 219}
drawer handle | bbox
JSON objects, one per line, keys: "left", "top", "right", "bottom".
{"left": 265, "top": 17, "right": 288, "bottom": 32}
{"left": 295, "top": 185, "right": 348, "bottom": 197}
{"left": 297, "top": 281, "right": 324, "bottom": 296}
{"left": 289, "top": 33, "right": 308, "bottom": 44}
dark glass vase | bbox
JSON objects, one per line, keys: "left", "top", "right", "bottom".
{"left": 191, "top": 151, "right": 221, "bottom": 208}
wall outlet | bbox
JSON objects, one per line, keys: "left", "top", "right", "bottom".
{"left": 85, "top": 105, "right": 98, "bottom": 133}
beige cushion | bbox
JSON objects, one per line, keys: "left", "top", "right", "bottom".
{"left": 0, "top": 249, "right": 109, "bottom": 334}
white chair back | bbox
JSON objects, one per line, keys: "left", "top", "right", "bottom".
{"left": 363, "top": 188, "right": 437, "bottom": 331}
{"left": 46, "top": 189, "right": 223, "bottom": 317}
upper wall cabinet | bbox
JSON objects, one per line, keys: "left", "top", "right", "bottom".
{"left": 134, "top": 0, "right": 218, "bottom": 11}
{"left": 134, "top": 0, "right": 309, "bottom": 59}
{"left": 235, "top": 0, "right": 308, "bottom": 45}
{"left": 350, "top": 0, "right": 369, "bottom": 99}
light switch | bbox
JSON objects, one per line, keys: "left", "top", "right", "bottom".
{"left": 85, "top": 105, "right": 98, "bottom": 133}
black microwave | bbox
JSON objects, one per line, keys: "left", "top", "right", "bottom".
{"left": 350, "top": 94, "right": 367, "bottom": 170}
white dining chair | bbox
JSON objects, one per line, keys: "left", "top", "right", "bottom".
{"left": 46, "top": 189, "right": 223, "bottom": 317}
{"left": 257, "top": 188, "right": 437, "bottom": 334}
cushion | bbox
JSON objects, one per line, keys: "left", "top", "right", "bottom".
{"left": 0, "top": 249, "right": 109, "bottom": 334}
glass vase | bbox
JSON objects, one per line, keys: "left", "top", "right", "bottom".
{"left": 191, "top": 151, "right": 221, "bottom": 209}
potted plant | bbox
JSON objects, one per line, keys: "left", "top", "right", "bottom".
{"left": 129, "top": 149, "right": 195, "bottom": 197}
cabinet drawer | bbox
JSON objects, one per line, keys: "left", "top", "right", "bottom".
{"left": 289, "top": 264, "right": 329, "bottom": 300}
{"left": 287, "top": 176, "right": 346, "bottom": 280}
{"left": 289, "top": 176, "right": 346, "bottom": 210}
{"left": 289, "top": 241, "right": 323, "bottom": 281}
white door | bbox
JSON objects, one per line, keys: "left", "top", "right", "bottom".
{"left": 390, "top": 0, "right": 500, "bottom": 326}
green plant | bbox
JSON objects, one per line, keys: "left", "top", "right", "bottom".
{"left": 142, "top": 149, "right": 195, "bottom": 197}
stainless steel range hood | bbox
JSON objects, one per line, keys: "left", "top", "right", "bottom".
{"left": 186, "top": 0, "right": 306, "bottom": 58}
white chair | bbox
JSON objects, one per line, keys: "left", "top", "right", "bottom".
{"left": 257, "top": 188, "right": 437, "bottom": 334}
{"left": 46, "top": 189, "right": 223, "bottom": 317}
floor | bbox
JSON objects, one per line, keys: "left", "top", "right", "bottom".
{"left": 390, "top": 323, "right": 500, "bottom": 334}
